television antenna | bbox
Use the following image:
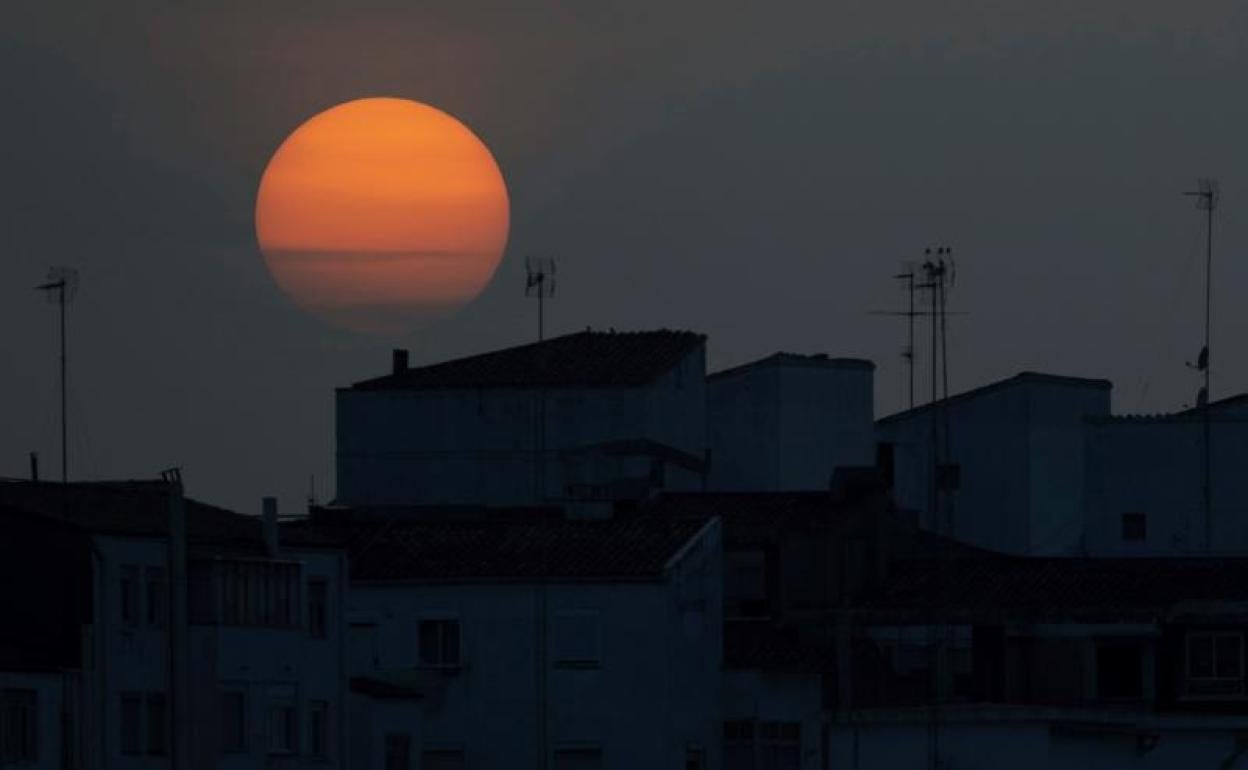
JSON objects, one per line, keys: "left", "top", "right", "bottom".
{"left": 525, "top": 256, "right": 557, "bottom": 341}
{"left": 1183, "top": 177, "right": 1218, "bottom": 550}
{"left": 869, "top": 259, "right": 965, "bottom": 410}
{"left": 36, "top": 266, "right": 79, "bottom": 483}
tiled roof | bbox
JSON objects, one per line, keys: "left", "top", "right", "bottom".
{"left": 347, "top": 329, "right": 705, "bottom": 391}
{"left": 0, "top": 480, "right": 334, "bottom": 548}
{"left": 297, "top": 511, "right": 712, "bottom": 582}
{"left": 860, "top": 556, "right": 1248, "bottom": 621}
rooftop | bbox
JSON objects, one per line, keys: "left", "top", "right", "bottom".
{"left": 876, "top": 371, "right": 1112, "bottom": 426}
{"left": 0, "top": 480, "right": 334, "bottom": 549}
{"left": 859, "top": 555, "right": 1248, "bottom": 622}
{"left": 348, "top": 329, "right": 705, "bottom": 391}
{"left": 289, "top": 509, "right": 715, "bottom": 582}
{"left": 708, "top": 352, "right": 874, "bottom": 381}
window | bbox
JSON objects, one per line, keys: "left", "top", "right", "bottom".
{"left": 553, "top": 747, "right": 602, "bottom": 770}
{"left": 192, "top": 560, "right": 301, "bottom": 627}
{"left": 553, "top": 612, "right": 601, "bottom": 668}
{"left": 1122, "top": 513, "right": 1147, "bottom": 542}
{"left": 309, "top": 700, "right": 329, "bottom": 759}
{"left": 120, "top": 694, "right": 142, "bottom": 755}
{"left": 221, "top": 692, "right": 246, "bottom": 753}
{"left": 146, "top": 694, "right": 167, "bottom": 756}
{"left": 384, "top": 734, "right": 411, "bottom": 770}
{"left": 268, "top": 699, "right": 298, "bottom": 755}
{"left": 686, "top": 744, "right": 705, "bottom": 770}
{"left": 423, "top": 748, "right": 467, "bottom": 770}
{"left": 1186, "top": 631, "right": 1245, "bottom": 698}
{"left": 0, "top": 689, "right": 37, "bottom": 764}
{"left": 121, "top": 566, "right": 140, "bottom": 626}
{"left": 875, "top": 442, "right": 895, "bottom": 490}
{"left": 726, "top": 550, "right": 768, "bottom": 619}
{"left": 418, "top": 619, "right": 461, "bottom": 667}
{"left": 308, "top": 579, "right": 329, "bottom": 638}
{"left": 724, "top": 721, "right": 755, "bottom": 770}
{"left": 146, "top": 567, "right": 168, "bottom": 627}
{"left": 1097, "top": 640, "right": 1144, "bottom": 699}
{"left": 760, "top": 722, "right": 801, "bottom": 770}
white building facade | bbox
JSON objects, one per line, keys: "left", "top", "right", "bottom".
{"left": 1083, "top": 400, "right": 1248, "bottom": 555}
{"left": 0, "top": 481, "right": 350, "bottom": 770}
{"left": 336, "top": 331, "right": 708, "bottom": 507}
{"left": 707, "top": 354, "right": 875, "bottom": 493}
{"left": 875, "top": 373, "right": 1112, "bottom": 555}
{"left": 334, "top": 513, "right": 724, "bottom": 770}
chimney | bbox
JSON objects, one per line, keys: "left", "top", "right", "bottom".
{"left": 29, "top": 452, "right": 38, "bottom": 482}
{"left": 262, "top": 496, "right": 279, "bottom": 556}
{"left": 392, "top": 348, "right": 409, "bottom": 375}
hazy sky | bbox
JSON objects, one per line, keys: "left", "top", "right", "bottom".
{"left": 3, "top": 1, "right": 1246, "bottom": 512}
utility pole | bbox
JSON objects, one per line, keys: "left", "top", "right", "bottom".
{"left": 36, "top": 267, "right": 78, "bottom": 483}
{"left": 1184, "top": 179, "right": 1218, "bottom": 550}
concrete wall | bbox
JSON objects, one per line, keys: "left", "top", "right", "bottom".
{"left": 876, "top": 376, "right": 1110, "bottom": 555}
{"left": 708, "top": 356, "right": 874, "bottom": 492}
{"left": 346, "top": 522, "right": 722, "bottom": 770}
{"left": 1083, "top": 417, "right": 1248, "bottom": 555}
{"left": 336, "top": 347, "right": 707, "bottom": 506}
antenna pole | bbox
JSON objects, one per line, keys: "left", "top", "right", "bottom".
{"left": 907, "top": 271, "right": 916, "bottom": 409}
{"left": 539, "top": 280, "right": 545, "bottom": 342}
{"left": 1185, "top": 180, "right": 1217, "bottom": 550}
{"left": 59, "top": 282, "right": 67, "bottom": 483}
{"left": 1204, "top": 193, "right": 1212, "bottom": 551}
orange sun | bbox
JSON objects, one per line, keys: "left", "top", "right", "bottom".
{"left": 255, "top": 97, "right": 510, "bottom": 333}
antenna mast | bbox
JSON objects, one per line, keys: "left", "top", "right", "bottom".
{"left": 1184, "top": 178, "right": 1218, "bottom": 550}
{"left": 525, "top": 256, "right": 557, "bottom": 342}
{"left": 36, "top": 267, "right": 78, "bottom": 483}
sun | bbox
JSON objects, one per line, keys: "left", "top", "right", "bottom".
{"left": 255, "top": 98, "right": 510, "bottom": 333}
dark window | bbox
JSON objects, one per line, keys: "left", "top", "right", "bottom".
{"left": 121, "top": 566, "right": 140, "bottom": 626}
{"left": 146, "top": 567, "right": 168, "bottom": 627}
{"left": 1096, "top": 641, "right": 1144, "bottom": 699}
{"left": 221, "top": 692, "right": 245, "bottom": 753}
{"left": 385, "top": 734, "right": 411, "bottom": 770}
{"left": 935, "top": 463, "right": 961, "bottom": 492}
{"left": 146, "top": 694, "right": 167, "bottom": 755}
{"left": 418, "top": 619, "right": 461, "bottom": 667}
{"left": 686, "top": 744, "right": 705, "bottom": 770}
{"left": 422, "top": 748, "right": 465, "bottom": 770}
{"left": 195, "top": 560, "right": 301, "bottom": 628}
{"left": 0, "top": 689, "right": 37, "bottom": 763}
{"left": 1122, "top": 513, "right": 1147, "bottom": 542}
{"left": 875, "top": 442, "right": 895, "bottom": 490}
{"left": 724, "top": 721, "right": 755, "bottom": 770}
{"left": 553, "top": 748, "right": 601, "bottom": 770}
{"left": 309, "top": 700, "right": 329, "bottom": 759}
{"left": 120, "top": 694, "right": 141, "bottom": 755}
{"left": 308, "top": 580, "right": 329, "bottom": 638}
{"left": 760, "top": 722, "right": 800, "bottom": 770}
{"left": 268, "top": 700, "right": 297, "bottom": 755}
{"left": 725, "top": 551, "right": 768, "bottom": 619}
{"left": 1186, "top": 631, "right": 1245, "bottom": 697}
